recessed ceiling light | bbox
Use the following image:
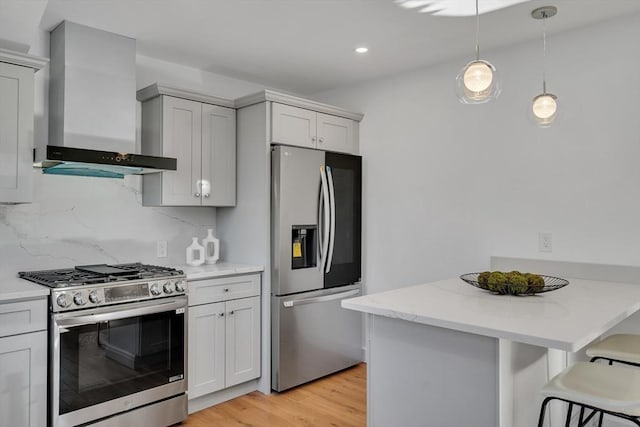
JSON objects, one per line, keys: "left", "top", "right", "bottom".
{"left": 355, "top": 47, "right": 369, "bottom": 54}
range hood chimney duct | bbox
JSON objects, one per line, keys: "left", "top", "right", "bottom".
{"left": 40, "top": 21, "right": 176, "bottom": 178}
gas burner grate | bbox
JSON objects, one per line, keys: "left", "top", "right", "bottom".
{"left": 18, "top": 263, "right": 184, "bottom": 288}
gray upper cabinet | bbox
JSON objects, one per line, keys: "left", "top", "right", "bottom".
{"left": 236, "top": 90, "right": 363, "bottom": 155}
{"left": 138, "top": 84, "right": 236, "bottom": 207}
{"left": 0, "top": 50, "right": 47, "bottom": 203}
{"left": 271, "top": 103, "right": 317, "bottom": 149}
{"left": 271, "top": 103, "right": 357, "bottom": 154}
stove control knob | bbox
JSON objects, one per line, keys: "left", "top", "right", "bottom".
{"left": 163, "top": 282, "right": 174, "bottom": 294}
{"left": 73, "top": 293, "right": 86, "bottom": 306}
{"left": 150, "top": 283, "right": 162, "bottom": 296}
{"left": 175, "top": 281, "right": 185, "bottom": 293}
{"left": 56, "top": 293, "right": 70, "bottom": 308}
{"left": 88, "top": 291, "right": 101, "bottom": 304}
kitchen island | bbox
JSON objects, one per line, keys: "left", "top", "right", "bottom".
{"left": 343, "top": 276, "right": 640, "bottom": 427}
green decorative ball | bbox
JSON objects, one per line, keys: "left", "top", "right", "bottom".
{"left": 506, "top": 272, "right": 528, "bottom": 295}
{"left": 487, "top": 271, "right": 508, "bottom": 293}
{"left": 477, "top": 271, "right": 491, "bottom": 288}
{"left": 526, "top": 273, "right": 545, "bottom": 292}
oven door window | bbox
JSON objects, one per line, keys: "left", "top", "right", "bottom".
{"left": 59, "top": 310, "right": 184, "bottom": 415}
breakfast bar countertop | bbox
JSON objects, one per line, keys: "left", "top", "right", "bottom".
{"left": 342, "top": 277, "right": 640, "bottom": 352}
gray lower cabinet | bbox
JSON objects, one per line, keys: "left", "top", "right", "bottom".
{"left": 188, "top": 274, "right": 261, "bottom": 400}
{"left": 0, "top": 298, "right": 47, "bottom": 427}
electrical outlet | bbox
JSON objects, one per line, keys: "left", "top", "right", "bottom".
{"left": 538, "top": 232, "right": 552, "bottom": 253}
{"left": 157, "top": 240, "right": 168, "bottom": 258}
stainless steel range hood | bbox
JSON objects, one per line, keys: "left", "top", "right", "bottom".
{"left": 39, "top": 21, "right": 176, "bottom": 178}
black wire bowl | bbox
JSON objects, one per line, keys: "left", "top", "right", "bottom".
{"left": 459, "top": 272, "right": 569, "bottom": 296}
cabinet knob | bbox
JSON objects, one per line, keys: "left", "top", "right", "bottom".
{"left": 311, "top": 137, "right": 316, "bottom": 142}
{"left": 219, "top": 312, "right": 224, "bottom": 317}
{"left": 204, "top": 193, "right": 210, "bottom": 198}
{"left": 195, "top": 193, "right": 201, "bottom": 198}
{"left": 229, "top": 310, "right": 235, "bottom": 315}
{"left": 319, "top": 137, "right": 324, "bottom": 143}
{"left": 224, "top": 288, "right": 229, "bottom": 292}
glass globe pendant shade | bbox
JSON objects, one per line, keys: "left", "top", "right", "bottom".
{"left": 456, "top": 59, "right": 501, "bottom": 104}
{"left": 531, "top": 93, "right": 558, "bottom": 127}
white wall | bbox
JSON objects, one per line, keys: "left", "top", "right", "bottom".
{"left": 0, "top": 30, "right": 264, "bottom": 273}
{"left": 314, "top": 12, "right": 640, "bottom": 295}
{"left": 136, "top": 54, "right": 265, "bottom": 99}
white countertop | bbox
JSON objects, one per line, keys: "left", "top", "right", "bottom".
{"left": 0, "top": 274, "right": 50, "bottom": 302}
{"left": 342, "top": 277, "right": 640, "bottom": 352}
{"left": 0, "top": 262, "right": 263, "bottom": 303}
{"left": 177, "top": 262, "right": 264, "bottom": 281}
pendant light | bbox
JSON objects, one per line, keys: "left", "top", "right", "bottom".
{"left": 455, "top": 0, "right": 501, "bottom": 104}
{"left": 531, "top": 6, "right": 558, "bottom": 127}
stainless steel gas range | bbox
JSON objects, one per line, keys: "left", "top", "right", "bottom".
{"left": 19, "top": 263, "right": 188, "bottom": 427}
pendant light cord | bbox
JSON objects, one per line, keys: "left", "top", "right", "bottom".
{"left": 542, "top": 12, "right": 547, "bottom": 93}
{"left": 475, "top": 0, "right": 480, "bottom": 60}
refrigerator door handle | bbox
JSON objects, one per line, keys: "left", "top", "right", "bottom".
{"left": 325, "top": 166, "right": 336, "bottom": 274}
{"left": 319, "top": 166, "right": 331, "bottom": 272}
{"left": 282, "top": 289, "right": 361, "bottom": 307}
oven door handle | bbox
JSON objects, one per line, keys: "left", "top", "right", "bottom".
{"left": 55, "top": 299, "right": 187, "bottom": 327}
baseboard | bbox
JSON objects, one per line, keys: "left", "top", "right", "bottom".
{"left": 187, "top": 379, "right": 260, "bottom": 414}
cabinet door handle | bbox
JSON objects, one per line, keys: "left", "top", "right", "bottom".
{"left": 319, "top": 137, "right": 324, "bottom": 143}
{"left": 195, "top": 193, "right": 201, "bottom": 198}
{"left": 228, "top": 310, "right": 234, "bottom": 315}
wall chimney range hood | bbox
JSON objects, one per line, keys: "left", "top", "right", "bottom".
{"left": 39, "top": 21, "right": 176, "bottom": 178}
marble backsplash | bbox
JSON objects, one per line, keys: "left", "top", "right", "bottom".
{"left": 0, "top": 171, "right": 217, "bottom": 274}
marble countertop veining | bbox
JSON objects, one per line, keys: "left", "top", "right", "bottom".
{"left": 342, "top": 277, "right": 640, "bottom": 352}
{"left": 176, "top": 262, "right": 264, "bottom": 281}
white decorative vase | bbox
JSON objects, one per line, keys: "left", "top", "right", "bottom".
{"left": 202, "top": 228, "right": 220, "bottom": 265}
{"left": 186, "top": 237, "right": 205, "bottom": 266}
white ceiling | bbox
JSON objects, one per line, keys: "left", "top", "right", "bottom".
{"left": 5, "top": 0, "right": 640, "bottom": 95}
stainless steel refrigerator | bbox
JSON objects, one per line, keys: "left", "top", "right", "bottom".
{"left": 271, "top": 145, "right": 363, "bottom": 392}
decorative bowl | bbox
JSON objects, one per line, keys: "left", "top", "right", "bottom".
{"left": 459, "top": 272, "right": 569, "bottom": 296}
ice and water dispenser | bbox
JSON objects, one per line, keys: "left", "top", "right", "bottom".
{"left": 291, "top": 225, "right": 317, "bottom": 269}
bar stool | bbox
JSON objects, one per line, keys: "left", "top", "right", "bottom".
{"left": 586, "top": 334, "right": 640, "bottom": 367}
{"left": 537, "top": 362, "right": 640, "bottom": 427}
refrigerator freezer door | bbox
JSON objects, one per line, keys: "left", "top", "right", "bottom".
{"left": 271, "top": 284, "right": 363, "bottom": 392}
{"left": 324, "top": 152, "right": 362, "bottom": 288}
{"left": 272, "top": 146, "right": 325, "bottom": 296}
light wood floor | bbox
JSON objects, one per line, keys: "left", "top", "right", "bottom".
{"left": 182, "top": 363, "right": 366, "bottom": 427}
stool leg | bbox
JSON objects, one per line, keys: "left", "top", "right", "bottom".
{"left": 565, "top": 403, "right": 574, "bottom": 427}
{"left": 538, "top": 397, "right": 552, "bottom": 427}
{"left": 578, "top": 406, "right": 585, "bottom": 427}
{"left": 598, "top": 411, "right": 604, "bottom": 427}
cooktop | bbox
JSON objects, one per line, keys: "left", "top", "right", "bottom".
{"left": 18, "top": 263, "right": 184, "bottom": 288}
